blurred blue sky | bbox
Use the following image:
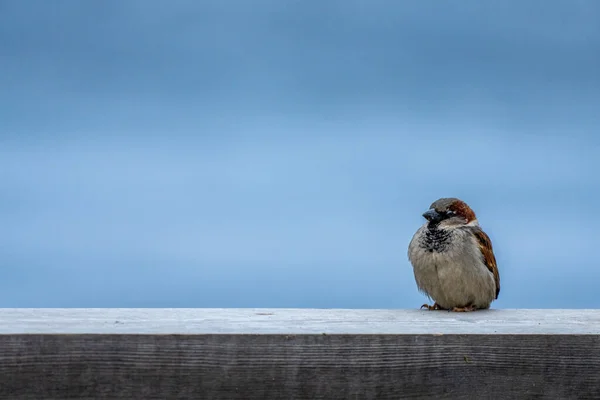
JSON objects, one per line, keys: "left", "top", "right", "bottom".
{"left": 1, "top": 1, "right": 599, "bottom": 308}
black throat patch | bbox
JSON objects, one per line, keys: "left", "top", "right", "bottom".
{"left": 420, "top": 224, "right": 453, "bottom": 253}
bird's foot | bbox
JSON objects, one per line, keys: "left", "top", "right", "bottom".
{"left": 451, "top": 304, "right": 477, "bottom": 312}
{"left": 421, "top": 302, "right": 445, "bottom": 311}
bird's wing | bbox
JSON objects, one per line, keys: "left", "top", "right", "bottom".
{"left": 471, "top": 227, "right": 500, "bottom": 299}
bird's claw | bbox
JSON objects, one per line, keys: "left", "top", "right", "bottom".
{"left": 421, "top": 302, "right": 444, "bottom": 311}
{"left": 451, "top": 305, "right": 477, "bottom": 312}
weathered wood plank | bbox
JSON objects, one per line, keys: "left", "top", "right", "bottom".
{"left": 1, "top": 308, "right": 599, "bottom": 334}
{"left": 0, "top": 309, "right": 599, "bottom": 399}
{"left": 1, "top": 333, "right": 599, "bottom": 399}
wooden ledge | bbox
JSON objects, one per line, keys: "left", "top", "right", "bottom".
{"left": 0, "top": 309, "right": 599, "bottom": 399}
{"left": 0, "top": 308, "right": 599, "bottom": 334}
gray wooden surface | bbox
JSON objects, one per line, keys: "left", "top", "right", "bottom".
{"left": 0, "top": 309, "right": 599, "bottom": 399}
{"left": 1, "top": 308, "right": 599, "bottom": 334}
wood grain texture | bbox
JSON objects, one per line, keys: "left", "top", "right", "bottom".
{"left": 0, "top": 309, "right": 599, "bottom": 399}
{"left": 1, "top": 308, "right": 600, "bottom": 334}
{"left": 1, "top": 334, "right": 599, "bottom": 399}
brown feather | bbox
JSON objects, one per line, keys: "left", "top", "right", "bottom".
{"left": 471, "top": 227, "right": 500, "bottom": 299}
{"left": 448, "top": 200, "right": 477, "bottom": 223}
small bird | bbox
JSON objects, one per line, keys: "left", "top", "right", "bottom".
{"left": 407, "top": 198, "right": 500, "bottom": 312}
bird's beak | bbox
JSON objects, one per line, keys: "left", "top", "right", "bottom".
{"left": 422, "top": 209, "right": 441, "bottom": 222}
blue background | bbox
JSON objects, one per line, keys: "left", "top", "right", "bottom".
{"left": 2, "top": 1, "right": 599, "bottom": 308}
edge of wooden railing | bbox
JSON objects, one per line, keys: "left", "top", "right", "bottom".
{"left": 0, "top": 308, "right": 599, "bottom": 334}
{"left": 0, "top": 308, "right": 599, "bottom": 399}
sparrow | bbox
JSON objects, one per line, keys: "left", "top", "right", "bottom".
{"left": 407, "top": 197, "right": 500, "bottom": 312}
